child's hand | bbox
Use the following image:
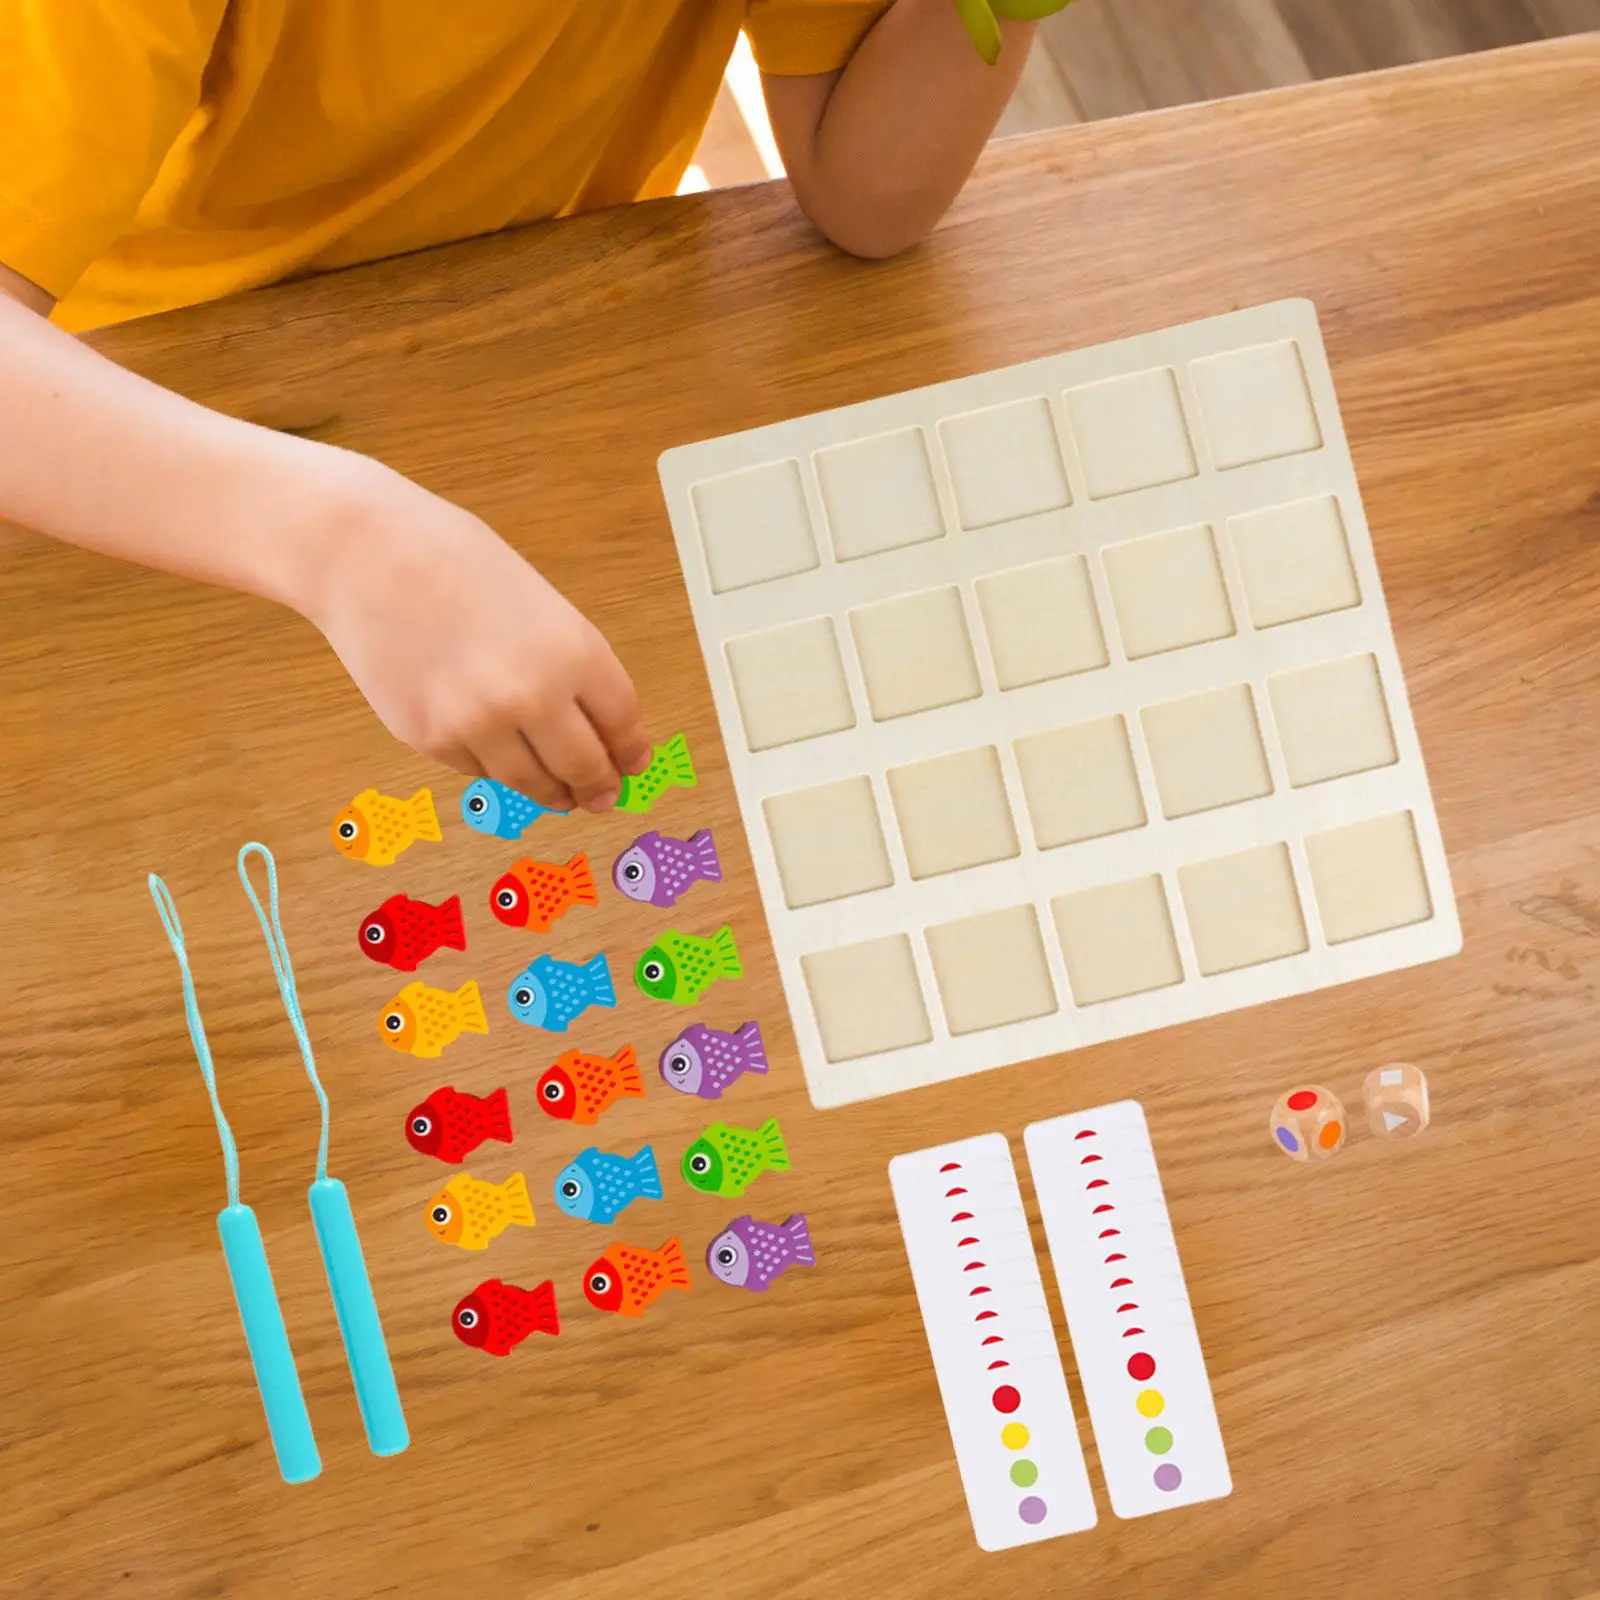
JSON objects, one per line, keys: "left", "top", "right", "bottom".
{"left": 305, "top": 457, "right": 651, "bottom": 814}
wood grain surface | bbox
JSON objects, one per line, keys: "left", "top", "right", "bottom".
{"left": 3, "top": 36, "right": 1598, "bottom": 1600}
{"left": 996, "top": 0, "right": 1600, "bottom": 134}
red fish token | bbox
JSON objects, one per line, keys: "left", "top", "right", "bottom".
{"left": 490, "top": 854, "right": 598, "bottom": 933}
{"left": 452, "top": 1279, "right": 560, "bottom": 1356}
{"left": 405, "top": 1085, "right": 513, "bottom": 1164}
{"left": 358, "top": 893, "right": 467, "bottom": 971}
{"left": 582, "top": 1237, "right": 691, "bottom": 1318}
{"left": 535, "top": 1045, "right": 643, "bottom": 1125}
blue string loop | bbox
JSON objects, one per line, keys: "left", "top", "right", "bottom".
{"left": 147, "top": 874, "right": 242, "bottom": 1209}
{"left": 236, "top": 843, "right": 331, "bottom": 1183}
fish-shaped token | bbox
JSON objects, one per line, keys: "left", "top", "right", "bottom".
{"left": 681, "top": 1118, "right": 789, "bottom": 1198}
{"left": 707, "top": 1214, "right": 816, "bottom": 1293}
{"left": 615, "top": 733, "right": 696, "bottom": 815}
{"left": 452, "top": 1278, "right": 560, "bottom": 1356}
{"left": 490, "top": 853, "right": 598, "bottom": 933}
{"left": 378, "top": 979, "right": 488, "bottom": 1058}
{"left": 426, "top": 1170, "right": 535, "bottom": 1251}
{"left": 461, "top": 778, "right": 562, "bottom": 840}
{"left": 535, "top": 1045, "right": 644, "bottom": 1124}
{"left": 507, "top": 953, "right": 615, "bottom": 1032}
{"left": 635, "top": 926, "right": 741, "bottom": 1007}
{"left": 582, "top": 1237, "right": 691, "bottom": 1318}
{"left": 659, "top": 1021, "right": 768, "bottom": 1100}
{"left": 358, "top": 893, "right": 466, "bottom": 971}
{"left": 332, "top": 787, "right": 441, "bottom": 866}
{"left": 612, "top": 829, "right": 721, "bottom": 909}
{"left": 554, "top": 1145, "right": 663, "bottom": 1224}
{"left": 405, "top": 1085, "right": 513, "bottom": 1164}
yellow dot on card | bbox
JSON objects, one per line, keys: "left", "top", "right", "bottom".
{"left": 1136, "top": 1389, "right": 1165, "bottom": 1418}
{"left": 1001, "top": 1422, "right": 1029, "bottom": 1450}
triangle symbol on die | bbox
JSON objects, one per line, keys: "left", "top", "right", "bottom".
{"left": 1384, "top": 1110, "right": 1410, "bottom": 1133}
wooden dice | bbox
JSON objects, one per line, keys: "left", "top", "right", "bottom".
{"left": 1364, "top": 1062, "right": 1430, "bottom": 1140}
{"left": 1269, "top": 1085, "right": 1346, "bottom": 1162}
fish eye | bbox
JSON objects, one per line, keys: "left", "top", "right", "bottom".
{"left": 560, "top": 1180, "right": 580, "bottom": 1199}
{"left": 383, "top": 1012, "right": 405, "bottom": 1032}
{"left": 542, "top": 1081, "right": 565, "bottom": 1101}
{"left": 623, "top": 862, "right": 642, "bottom": 881}
{"left": 496, "top": 888, "right": 517, "bottom": 909}
{"left": 468, "top": 795, "right": 487, "bottom": 814}
{"left": 456, "top": 1307, "right": 478, "bottom": 1328}
{"left": 668, "top": 1054, "right": 689, "bottom": 1075}
{"left": 430, "top": 1205, "right": 451, "bottom": 1225}
{"left": 514, "top": 988, "right": 533, "bottom": 1007}
{"left": 337, "top": 821, "right": 357, "bottom": 839}
{"left": 643, "top": 961, "right": 664, "bottom": 982}
{"left": 690, "top": 1153, "right": 711, "bottom": 1175}
{"left": 410, "top": 1115, "right": 432, "bottom": 1136}
{"left": 363, "top": 924, "right": 384, "bottom": 943}
{"left": 716, "top": 1246, "right": 736, "bottom": 1266}
{"left": 588, "top": 1272, "right": 611, "bottom": 1295}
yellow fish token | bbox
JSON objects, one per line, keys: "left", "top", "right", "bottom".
{"left": 426, "top": 1172, "right": 535, "bottom": 1252}
{"left": 332, "top": 787, "right": 442, "bottom": 866}
{"left": 379, "top": 979, "right": 488, "bottom": 1059}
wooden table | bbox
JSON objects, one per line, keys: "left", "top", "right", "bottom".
{"left": 4, "top": 35, "right": 1597, "bottom": 1600}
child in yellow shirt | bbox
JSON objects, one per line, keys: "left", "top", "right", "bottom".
{"left": 0, "top": 1, "right": 1039, "bottom": 810}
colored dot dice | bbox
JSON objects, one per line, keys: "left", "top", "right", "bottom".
{"left": 1363, "top": 1062, "right": 1430, "bottom": 1141}
{"left": 1269, "top": 1085, "right": 1346, "bottom": 1162}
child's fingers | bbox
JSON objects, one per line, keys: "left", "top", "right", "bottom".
{"left": 579, "top": 658, "right": 652, "bottom": 776}
{"left": 427, "top": 742, "right": 486, "bottom": 779}
{"left": 534, "top": 705, "right": 622, "bottom": 814}
{"left": 474, "top": 730, "right": 574, "bottom": 813}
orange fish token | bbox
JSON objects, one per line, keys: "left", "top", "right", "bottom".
{"left": 583, "top": 1237, "right": 691, "bottom": 1318}
{"left": 535, "top": 1045, "right": 643, "bottom": 1125}
{"left": 490, "top": 853, "right": 598, "bottom": 933}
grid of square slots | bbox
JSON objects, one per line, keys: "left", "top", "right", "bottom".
{"left": 682, "top": 334, "right": 1438, "bottom": 1067}
{"left": 690, "top": 340, "right": 1333, "bottom": 601}
{"left": 798, "top": 806, "right": 1435, "bottom": 1065}
{"left": 757, "top": 649, "right": 1406, "bottom": 905}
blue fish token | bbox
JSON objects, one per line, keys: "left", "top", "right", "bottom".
{"left": 553, "top": 1146, "right": 663, "bottom": 1224}
{"left": 461, "top": 779, "right": 563, "bottom": 841}
{"left": 507, "top": 953, "right": 616, "bottom": 1033}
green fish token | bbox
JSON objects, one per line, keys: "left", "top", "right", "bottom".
{"left": 616, "top": 733, "right": 696, "bottom": 815}
{"left": 681, "top": 1119, "right": 790, "bottom": 1198}
{"left": 635, "top": 925, "right": 741, "bottom": 1006}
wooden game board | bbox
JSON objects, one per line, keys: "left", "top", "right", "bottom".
{"left": 659, "top": 301, "right": 1460, "bottom": 1108}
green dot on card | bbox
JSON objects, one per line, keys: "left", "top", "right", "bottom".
{"left": 1010, "top": 1459, "right": 1039, "bottom": 1487}
{"left": 1144, "top": 1427, "right": 1173, "bottom": 1455}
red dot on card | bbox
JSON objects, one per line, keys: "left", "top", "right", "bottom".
{"left": 1128, "top": 1352, "right": 1156, "bottom": 1382}
{"left": 1287, "top": 1090, "right": 1317, "bottom": 1111}
{"left": 992, "top": 1385, "right": 1022, "bottom": 1414}
{"left": 1075, "top": 1129, "right": 1097, "bottom": 1140}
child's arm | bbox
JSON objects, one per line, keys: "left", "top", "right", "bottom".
{"left": 0, "top": 277, "right": 650, "bottom": 811}
{"left": 762, "top": 0, "right": 1035, "bottom": 259}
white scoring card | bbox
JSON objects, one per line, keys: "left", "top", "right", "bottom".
{"left": 1025, "top": 1101, "right": 1231, "bottom": 1518}
{"left": 889, "top": 1134, "right": 1096, "bottom": 1550}
{"left": 658, "top": 299, "right": 1460, "bottom": 1110}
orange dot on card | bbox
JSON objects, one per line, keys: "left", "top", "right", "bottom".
{"left": 1319, "top": 1120, "right": 1343, "bottom": 1148}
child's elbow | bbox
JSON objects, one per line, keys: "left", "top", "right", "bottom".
{"left": 807, "top": 203, "right": 938, "bottom": 262}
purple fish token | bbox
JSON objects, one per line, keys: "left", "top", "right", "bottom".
{"left": 612, "top": 829, "right": 721, "bottom": 908}
{"left": 706, "top": 1214, "right": 815, "bottom": 1293}
{"left": 659, "top": 1021, "right": 768, "bottom": 1099}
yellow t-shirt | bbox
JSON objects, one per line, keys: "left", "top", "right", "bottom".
{"left": 0, "top": 1, "right": 889, "bottom": 330}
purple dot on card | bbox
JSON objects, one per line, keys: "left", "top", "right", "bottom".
{"left": 1154, "top": 1464, "right": 1183, "bottom": 1492}
{"left": 1017, "top": 1496, "right": 1048, "bottom": 1525}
